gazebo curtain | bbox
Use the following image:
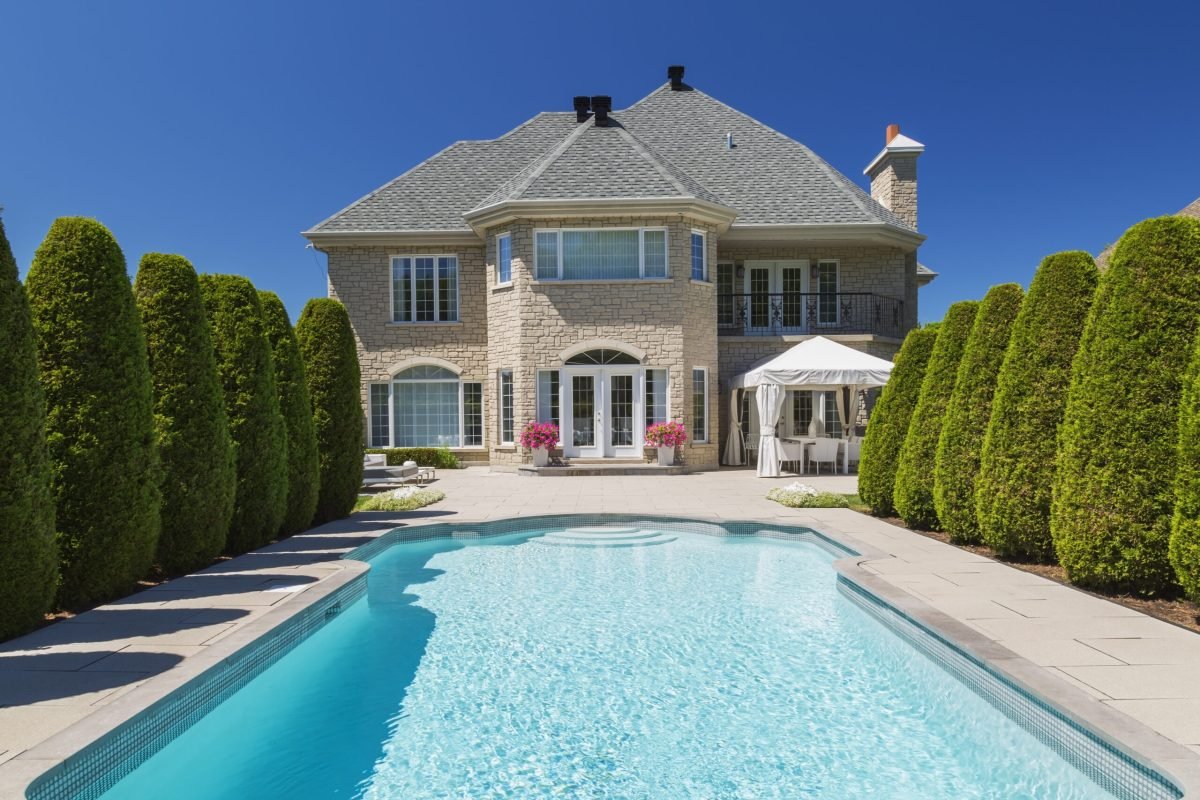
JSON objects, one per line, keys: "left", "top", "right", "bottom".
{"left": 756, "top": 384, "right": 785, "bottom": 478}
{"left": 722, "top": 388, "right": 745, "bottom": 466}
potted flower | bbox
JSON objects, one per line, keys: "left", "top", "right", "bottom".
{"left": 645, "top": 421, "right": 687, "bottom": 466}
{"left": 519, "top": 421, "right": 559, "bottom": 467}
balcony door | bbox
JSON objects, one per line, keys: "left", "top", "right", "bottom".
{"left": 743, "top": 260, "right": 808, "bottom": 334}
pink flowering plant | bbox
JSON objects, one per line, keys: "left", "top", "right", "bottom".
{"left": 645, "top": 421, "right": 687, "bottom": 448}
{"left": 519, "top": 421, "right": 559, "bottom": 450}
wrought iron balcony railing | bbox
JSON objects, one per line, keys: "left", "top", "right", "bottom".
{"left": 717, "top": 292, "right": 905, "bottom": 338}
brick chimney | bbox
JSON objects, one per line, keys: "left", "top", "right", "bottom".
{"left": 863, "top": 124, "right": 924, "bottom": 230}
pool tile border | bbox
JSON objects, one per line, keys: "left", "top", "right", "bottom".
{"left": 9, "top": 513, "right": 1200, "bottom": 800}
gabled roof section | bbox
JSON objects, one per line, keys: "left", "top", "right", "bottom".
{"left": 305, "top": 82, "right": 920, "bottom": 242}
{"left": 472, "top": 121, "right": 725, "bottom": 208}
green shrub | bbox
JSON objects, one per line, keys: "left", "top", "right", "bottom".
{"left": 977, "top": 253, "right": 1099, "bottom": 560}
{"left": 366, "top": 447, "right": 462, "bottom": 469}
{"left": 0, "top": 216, "right": 58, "bottom": 638}
{"left": 934, "top": 284, "right": 1024, "bottom": 543}
{"left": 355, "top": 487, "right": 445, "bottom": 512}
{"left": 765, "top": 486, "right": 850, "bottom": 509}
{"left": 1052, "top": 216, "right": 1200, "bottom": 595}
{"left": 893, "top": 301, "right": 979, "bottom": 529}
{"left": 259, "top": 292, "right": 320, "bottom": 536}
{"left": 1172, "top": 331, "right": 1200, "bottom": 601}
{"left": 858, "top": 326, "right": 938, "bottom": 515}
{"left": 199, "top": 275, "right": 288, "bottom": 554}
{"left": 26, "top": 218, "right": 160, "bottom": 608}
{"left": 295, "top": 299, "right": 363, "bottom": 523}
{"left": 135, "top": 255, "right": 236, "bottom": 575}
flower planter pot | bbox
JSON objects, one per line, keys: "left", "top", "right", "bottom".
{"left": 657, "top": 447, "right": 675, "bottom": 466}
{"left": 532, "top": 447, "right": 550, "bottom": 467}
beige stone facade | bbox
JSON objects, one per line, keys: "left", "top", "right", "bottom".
{"left": 325, "top": 223, "right": 915, "bottom": 470}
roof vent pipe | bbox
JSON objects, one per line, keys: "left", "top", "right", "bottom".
{"left": 668, "top": 65, "right": 685, "bottom": 90}
{"left": 591, "top": 95, "right": 612, "bottom": 127}
{"left": 726, "top": 132, "right": 734, "bottom": 150}
{"left": 573, "top": 96, "right": 591, "bottom": 123}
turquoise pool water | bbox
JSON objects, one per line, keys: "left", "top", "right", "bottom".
{"left": 98, "top": 528, "right": 1117, "bottom": 799}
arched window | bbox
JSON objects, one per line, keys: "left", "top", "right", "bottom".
{"left": 368, "top": 364, "right": 482, "bottom": 448}
{"left": 564, "top": 349, "right": 640, "bottom": 365}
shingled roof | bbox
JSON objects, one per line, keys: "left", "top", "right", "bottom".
{"left": 1095, "top": 196, "right": 1200, "bottom": 269}
{"left": 305, "top": 82, "right": 915, "bottom": 238}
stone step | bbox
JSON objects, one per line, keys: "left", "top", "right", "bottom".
{"left": 536, "top": 528, "right": 676, "bottom": 548}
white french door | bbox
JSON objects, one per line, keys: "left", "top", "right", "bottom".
{"left": 743, "top": 260, "right": 808, "bottom": 333}
{"left": 562, "top": 369, "right": 644, "bottom": 458}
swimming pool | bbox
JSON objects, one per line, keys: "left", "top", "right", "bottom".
{"left": 32, "top": 518, "right": 1182, "bottom": 799}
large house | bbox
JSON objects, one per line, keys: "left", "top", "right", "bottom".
{"left": 303, "top": 66, "right": 933, "bottom": 470}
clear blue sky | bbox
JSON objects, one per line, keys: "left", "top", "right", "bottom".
{"left": 3, "top": 0, "right": 1197, "bottom": 324}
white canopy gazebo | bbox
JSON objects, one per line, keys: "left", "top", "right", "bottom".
{"left": 721, "top": 337, "right": 894, "bottom": 477}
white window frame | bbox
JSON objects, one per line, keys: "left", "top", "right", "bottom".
{"left": 370, "top": 370, "right": 485, "bottom": 449}
{"left": 498, "top": 369, "right": 514, "bottom": 445}
{"left": 690, "top": 230, "right": 707, "bottom": 282}
{"left": 815, "top": 259, "right": 840, "bottom": 326}
{"left": 495, "top": 233, "right": 513, "bottom": 287}
{"left": 692, "top": 367, "right": 709, "bottom": 443}
{"left": 389, "top": 254, "right": 461, "bottom": 323}
{"left": 532, "top": 227, "right": 669, "bottom": 281}
{"left": 536, "top": 368, "right": 563, "bottom": 445}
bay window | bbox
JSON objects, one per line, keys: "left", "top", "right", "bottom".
{"left": 534, "top": 228, "right": 668, "bottom": 280}
{"left": 692, "top": 367, "right": 708, "bottom": 442}
{"left": 499, "top": 369, "right": 514, "bottom": 444}
{"left": 690, "top": 231, "right": 706, "bottom": 281}
{"left": 496, "top": 234, "right": 512, "bottom": 286}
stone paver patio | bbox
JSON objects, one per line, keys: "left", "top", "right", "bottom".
{"left": 2, "top": 466, "right": 1199, "bottom": 793}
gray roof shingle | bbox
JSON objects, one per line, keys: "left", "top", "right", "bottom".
{"left": 307, "top": 84, "right": 913, "bottom": 235}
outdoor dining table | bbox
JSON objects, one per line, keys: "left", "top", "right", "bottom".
{"left": 781, "top": 436, "right": 851, "bottom": 475}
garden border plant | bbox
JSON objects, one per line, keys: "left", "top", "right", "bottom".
{"left": 0, "top": 215, "right": 58, "bottom": 637}
{"left": 1053, "top": 216, "right": 1200, "bottom": 595}
{"left": 977, "top": 252, "right": 1098, "bottom": 561}
{"left": 26, "top": 217, "right": 161, "bottom": 608}
{"left": 135, "top": 254, "right": 236, "bottom": 575}
{"left": 858, "top": 325, "right": 938, "bottom": 516}
{"left": 200, "top": 274, "right": 288, "bottom": 555}
{"left": 934, "top": 283, "right": 1024, "bottom": 543}
{"left": 892, "top": 300, "right": 979, "bottom": 530}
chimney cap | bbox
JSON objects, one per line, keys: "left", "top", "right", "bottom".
{"left": 591, "top": 95, "right": 612, "bottom": 126}
{"left": 573, "top": 96, "right": 591, "bottom": 123}
{"left": 886, "top": 123, "right": 900, "bottom": 144}
{"left": 667, "top": 65, "right": 685, "bottom": 89}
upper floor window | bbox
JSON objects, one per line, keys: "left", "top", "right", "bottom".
{"left": 690, "top": 231, "right": 706, "bottom": 281}
{"left": 496, "top": 234, "right": 512, "bottom": 286}
{"left": 534, "top": 228, "right": 667, "bottom": 281}
{"left": 391, "top": 256, "right": 459, "bottom": 323}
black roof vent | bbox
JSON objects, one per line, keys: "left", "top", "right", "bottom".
{"left": 668, "top": 65, "right": 685, "bottom": 90}
{"left": 572, "top": 96, "right": 591, "bottom": 123}
{"left": 591, "top": 95, "right": 612, "bottom": 127}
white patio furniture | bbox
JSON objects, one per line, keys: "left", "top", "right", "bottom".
{"left": 809, "top": 438, "right": 840, "bottom": 474}
{"left": 846, "top": 438, "right": 862, "bottom": 471}
{"left": 778, "top": 438, "right": 808, "bottom": 475}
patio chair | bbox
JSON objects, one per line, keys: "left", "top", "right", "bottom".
{"left": 846, "top": 438, "right": 862, "bottom": 471}
{"left": 778, "top": 439, "right": 807, "bottom": 475}
{"left": 809, "top": 438, "right": 839, "bottom": 474}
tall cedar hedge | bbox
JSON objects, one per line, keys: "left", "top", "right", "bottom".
{"left": 933, "top": 284, "right": 1024, "bottom": 543}
{"left": 977, "top": 253, "right": 1098, "bottom": 560}
{"left": 0, "top": 216, "right": 58, "bottom": 637}
{"left": 893, "top": 301, "right": 979, "bottom": 529}
{"left": 26, "top": 218, "right": 161, "bottom": 608}
{"left": 1172, "top": 328, "right": 1200, "bottom": 600}
{"left": 135, "top": 255, "right": 236, "bottom": 574}
{"left": 858, "top": 326, "right": 939, "bottom": 515}
{"left": 259, "top": 291, "right": 320, "bottom": 536}
{"left": 199, "top": 275, "right": 288, "bottom": 554}
{"left": 295, "top": 299, "right": 363, "bottom": 523}
{"left": 1052, "top": 216, "right": 1200, "bottom": 595}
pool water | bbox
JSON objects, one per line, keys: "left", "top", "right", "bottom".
{"left": 99, "top": 529, "right": 1116, "bottom": 799}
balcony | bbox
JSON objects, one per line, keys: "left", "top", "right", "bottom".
{"left": 717, "top": 292, "right": 905, "bottom": 338}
